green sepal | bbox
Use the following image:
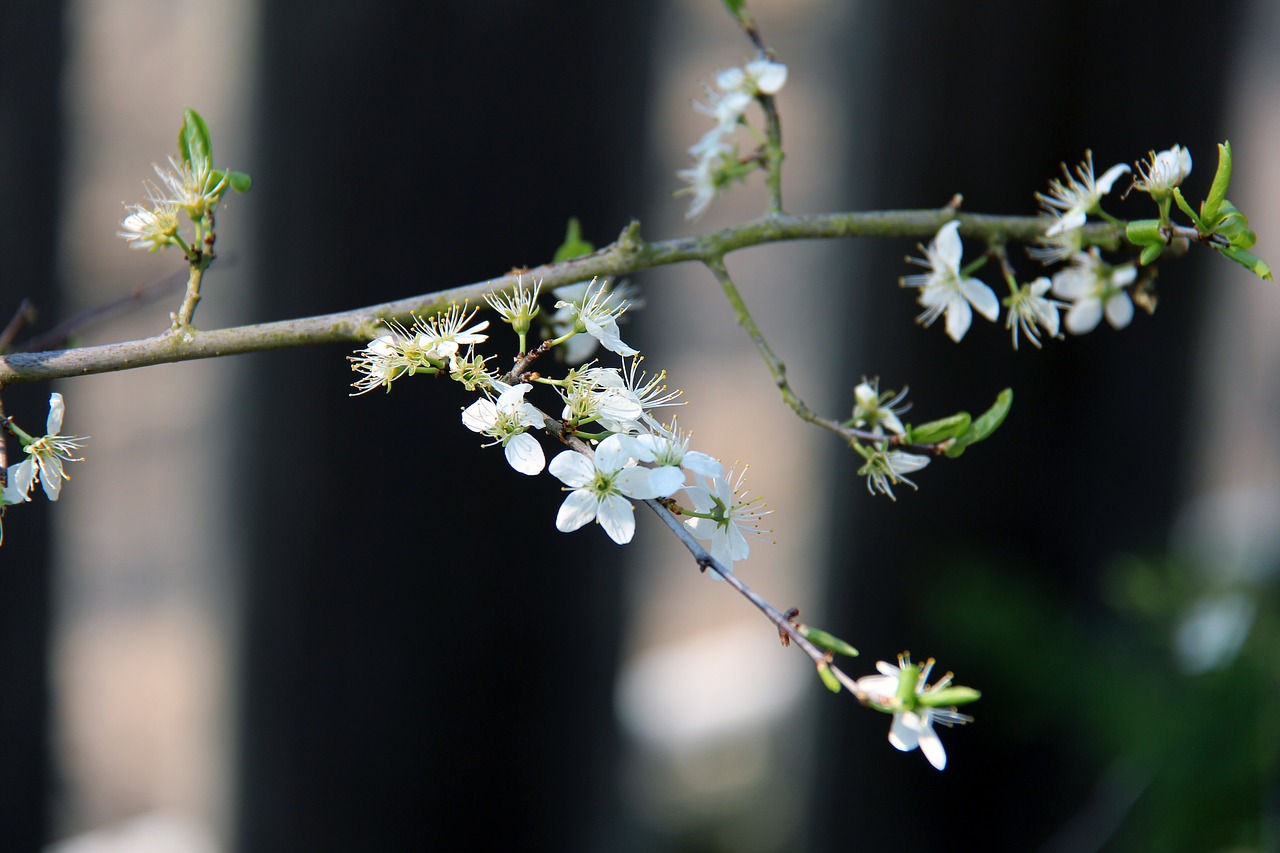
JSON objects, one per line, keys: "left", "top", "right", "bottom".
{"left": 1201, "top": 141, "right": 1233, "bottom": 226}
{"left": 906, "top": 412, "right": 971, "bottom": 445}
{"left": 946, "top": 387, "right": 1013, "bottom": 458}
{"left": 1125, "top": 219, "right": 1165, "bottom": 247}
{"left": 178, "top": 108, "right": 213, "bottom": 171}
{"left": 553, "top": 217, "right": 595, "bottom": 262}
{"left": 895, "top": 662, "right": 920, "bottom": 705}
{"left": 225, "top": 170, "right": 253, "bottom": 193}
{"left": 1217, "top": 245, "right": 1274, "bottom": 281}
{"left": 816, "top": 663, "right": 842, "bottom": 694}
{"left": 1139, "top": 242, "right": 1165, "bottom": 266}
{"left": 920, "top": 686, "right": 981, "bottom": 707}
{"left": 796, "top": 625, "right": 859, "bottom": 658}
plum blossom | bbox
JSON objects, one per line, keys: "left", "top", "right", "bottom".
{"left": 859, "top": 448, "right": 929, "bottom": 500}
{"left": 684, "top": 466, "right": 771, "bottom": 575}
{"left": 856, "top": 655, "right": 973, "bottom": 771}
{"left": 851, "top": 378, "right": 910, "bottom": 436}
{"left": 1132, "top": 145, "right": 1192, "bottom": 196}
{"left": 1037, "top": 150, "right": 1129, "bottom": 237}
{"left": 547, "top": 434, "right": 665, "bottom": 544}
{"left": 461, "top": 382, "right": 547, "bottom": 475}
{"left": 1003, "top": 276, "right": 1065, "bottom": 350}
{"left": 901, "top": 221, "right": 998, "bottom": 343}
{"left": 9, "top": 393, "right": 89, "bottom": 502}
{"left": 631, "top": 419, "right": 723, "bottom": 495}
{"left": 554, "top": 278, "right": 637, "bottom": 357}
{"left": 118, "top": 183, "right": 179, "bottom": 252}
{"left": 1051, "top": 249, "right": 1138, "bottom": 335}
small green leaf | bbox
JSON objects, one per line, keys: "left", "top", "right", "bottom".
{"left": 906, "top": 412, "right": 971, "bottom": 444}
{"left": 1214, "top": 202, "right": 1255, "bottom": 248}
{"left": 1139, "top": 243, "right": 1165, "bottom": 266}
{"left": 796, "top": 625, "right": 859, "bottom": 658}
{"left": 226, "top": 170, "right": 253, "bottom": 193}
{"left": 1172, "top": 188, "right": 1203, "bottom": 231}
{"left": 1201, "top": 141, "right": 1233, "bottom": 225}
{"left": 816, "top": 663, "right": 842, "bottom": 694}
{"left": 1125, "top": 219, "right": 1165, "bottom": 247}
{"left": 178, "top": 108, "right": 213, "bottom": 170}
{"left": 946, "top": 387, "right": 1013, "bottom": 458}
{"left": 920, "top": 686, "right": 981, "bottom": 707}
{"left": 720, "top": 0, "right": 749, "bottom": 23}
{"left": 553, "top": 217, "right": 595, "bottom": 262}
{"left": 1218, "top": 245, "right": 1274, "bottom": 281}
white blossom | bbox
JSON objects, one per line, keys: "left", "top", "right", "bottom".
{"left": 1037, "top": 151, "right": 1129, "bottom": 237}
{"left": 548, "top": 434, "right": 663, "bottom": 544}
{"left": 460, "top": 382, "right": 547, "bottom": 475}
{"left": 631, "top": 419, "right": 723, "bottom": 495}
{"left": 856, "top": 656, "right": 972, "bottom": 771}
{"left": 684, "top": 466, "right": 771, "bottom": 575}
{"left": 859, "top": 449, "right": 929, "bottom": 500}
{"left": 1051, "top": 249, "right": 1137, "bottom": 335}
{"left": 678, "top": 59, "right": 788, "bottom": 220}
{"left": 118, "top": 184, "right": 179, "bottom": 251}
{"left": 408, "top": 304, "right": 490, "bottom": 361}
{"left": 851, "top": 379, "right": 910, "bottom": 436}
{"left": 153, "top": 156, "right": 227, "bottom": 216}
{"left": 554, "top": 278, "right": 637, "bottom": 357}
{"left": 1004, "top": 277, "right": 1065, "bottom": 350}
{"left": 11, "top": 393, "right": 89, "bottom": 502}
{"left": 484, "top": 276, "right": 541, "bottom": 333}
{"left": 901, "top": 221, "right": 998, "bottom": 343}
{"left": 1132, "top": 145, "right": 1192, "bottom": 196}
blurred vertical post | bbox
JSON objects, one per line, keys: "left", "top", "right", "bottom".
{"left": 0, "top": 1, "right": 64, "bottom": 847}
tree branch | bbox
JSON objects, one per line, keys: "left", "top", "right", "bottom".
{"left": 0, "top": 210, "right": 1122, "bottom": 385}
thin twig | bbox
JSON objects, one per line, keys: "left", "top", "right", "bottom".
{"left": 642, "top": 495, "right": 864, "bottom": 698}
{"left": 0, "top": 300, "right": 37, "bottom": 352}
{"left": 15, "top": 264, "right": 194, "bottom": 353}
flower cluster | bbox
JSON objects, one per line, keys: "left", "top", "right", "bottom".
{"left": 2, "top": 394, "right": 90, "bottom": 545}
{"left": 117, "top": 109, "right": 248, "bottom": 255}
{"left": 902, "top": 147, "right": 1191, "bottom": 349}
{"left": 349, "top": 277, "right": 771, "bottom": 570}
{"left": 119, "top": 157, "right": 228, "bottom": 252}
{"left": 677, "top": 58, "right": 788, "bottom": 219}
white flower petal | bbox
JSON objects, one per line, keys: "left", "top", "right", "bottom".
{"left": 933, "top": 221, "right": 963, "bottom": 272}
{"left": 47, "top": 393, "right": 65, "bottom": 435}
{"left": 682, "top": 451, "right": 724, "bottom": 479}
{"left": 597, "top": 493, "right": 636, "bottom": 544}
{"left": 548, "top": 450, "right": 594, "bottom": 488}
{"left": 960, "top": 278, "right": 999, "bottom": 322}
{"left": 1065, "top": 299, "right": 1103, "bottom": 334}
{"left": 1096, "top": 162, "right": 1131, "bottom": 195}
{"left": 503, "top": 433, "right": 545, "bottom": 476}
{"left": 648, "top": 466, "right": 686, "bottom": 497}
{"left": 888, "top": 712, "right": 922, "bottom": 752}
{"left": 555, "top": 490, "right": 599, "bottom": 533}
{"left": 1105, "top": 291, "right": 1134, "bottom": 329}
{"left": 594, "top": 434, "right": 632, "bottom": 472}
{"left": 6, "top": 460, "right": 34, "bottom": 503}
{"left": 917, "top": 720, "right": 948, "bottom": 770}
{"left": 461, "top": 399, "right": 497, "bottom": 433}
{"left": 944, "top": 294, "right": 973, "bottom": 342}
{"left": 615, "top": 467, "right": 660, "bottom": 500}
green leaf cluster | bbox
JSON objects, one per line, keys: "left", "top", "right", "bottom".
{"left": 902, "top": 388, "right": 1013, "bottom": 458}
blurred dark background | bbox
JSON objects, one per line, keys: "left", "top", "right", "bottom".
{"left": 2, "top": 1, "right": 1276, "bottom": 851}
